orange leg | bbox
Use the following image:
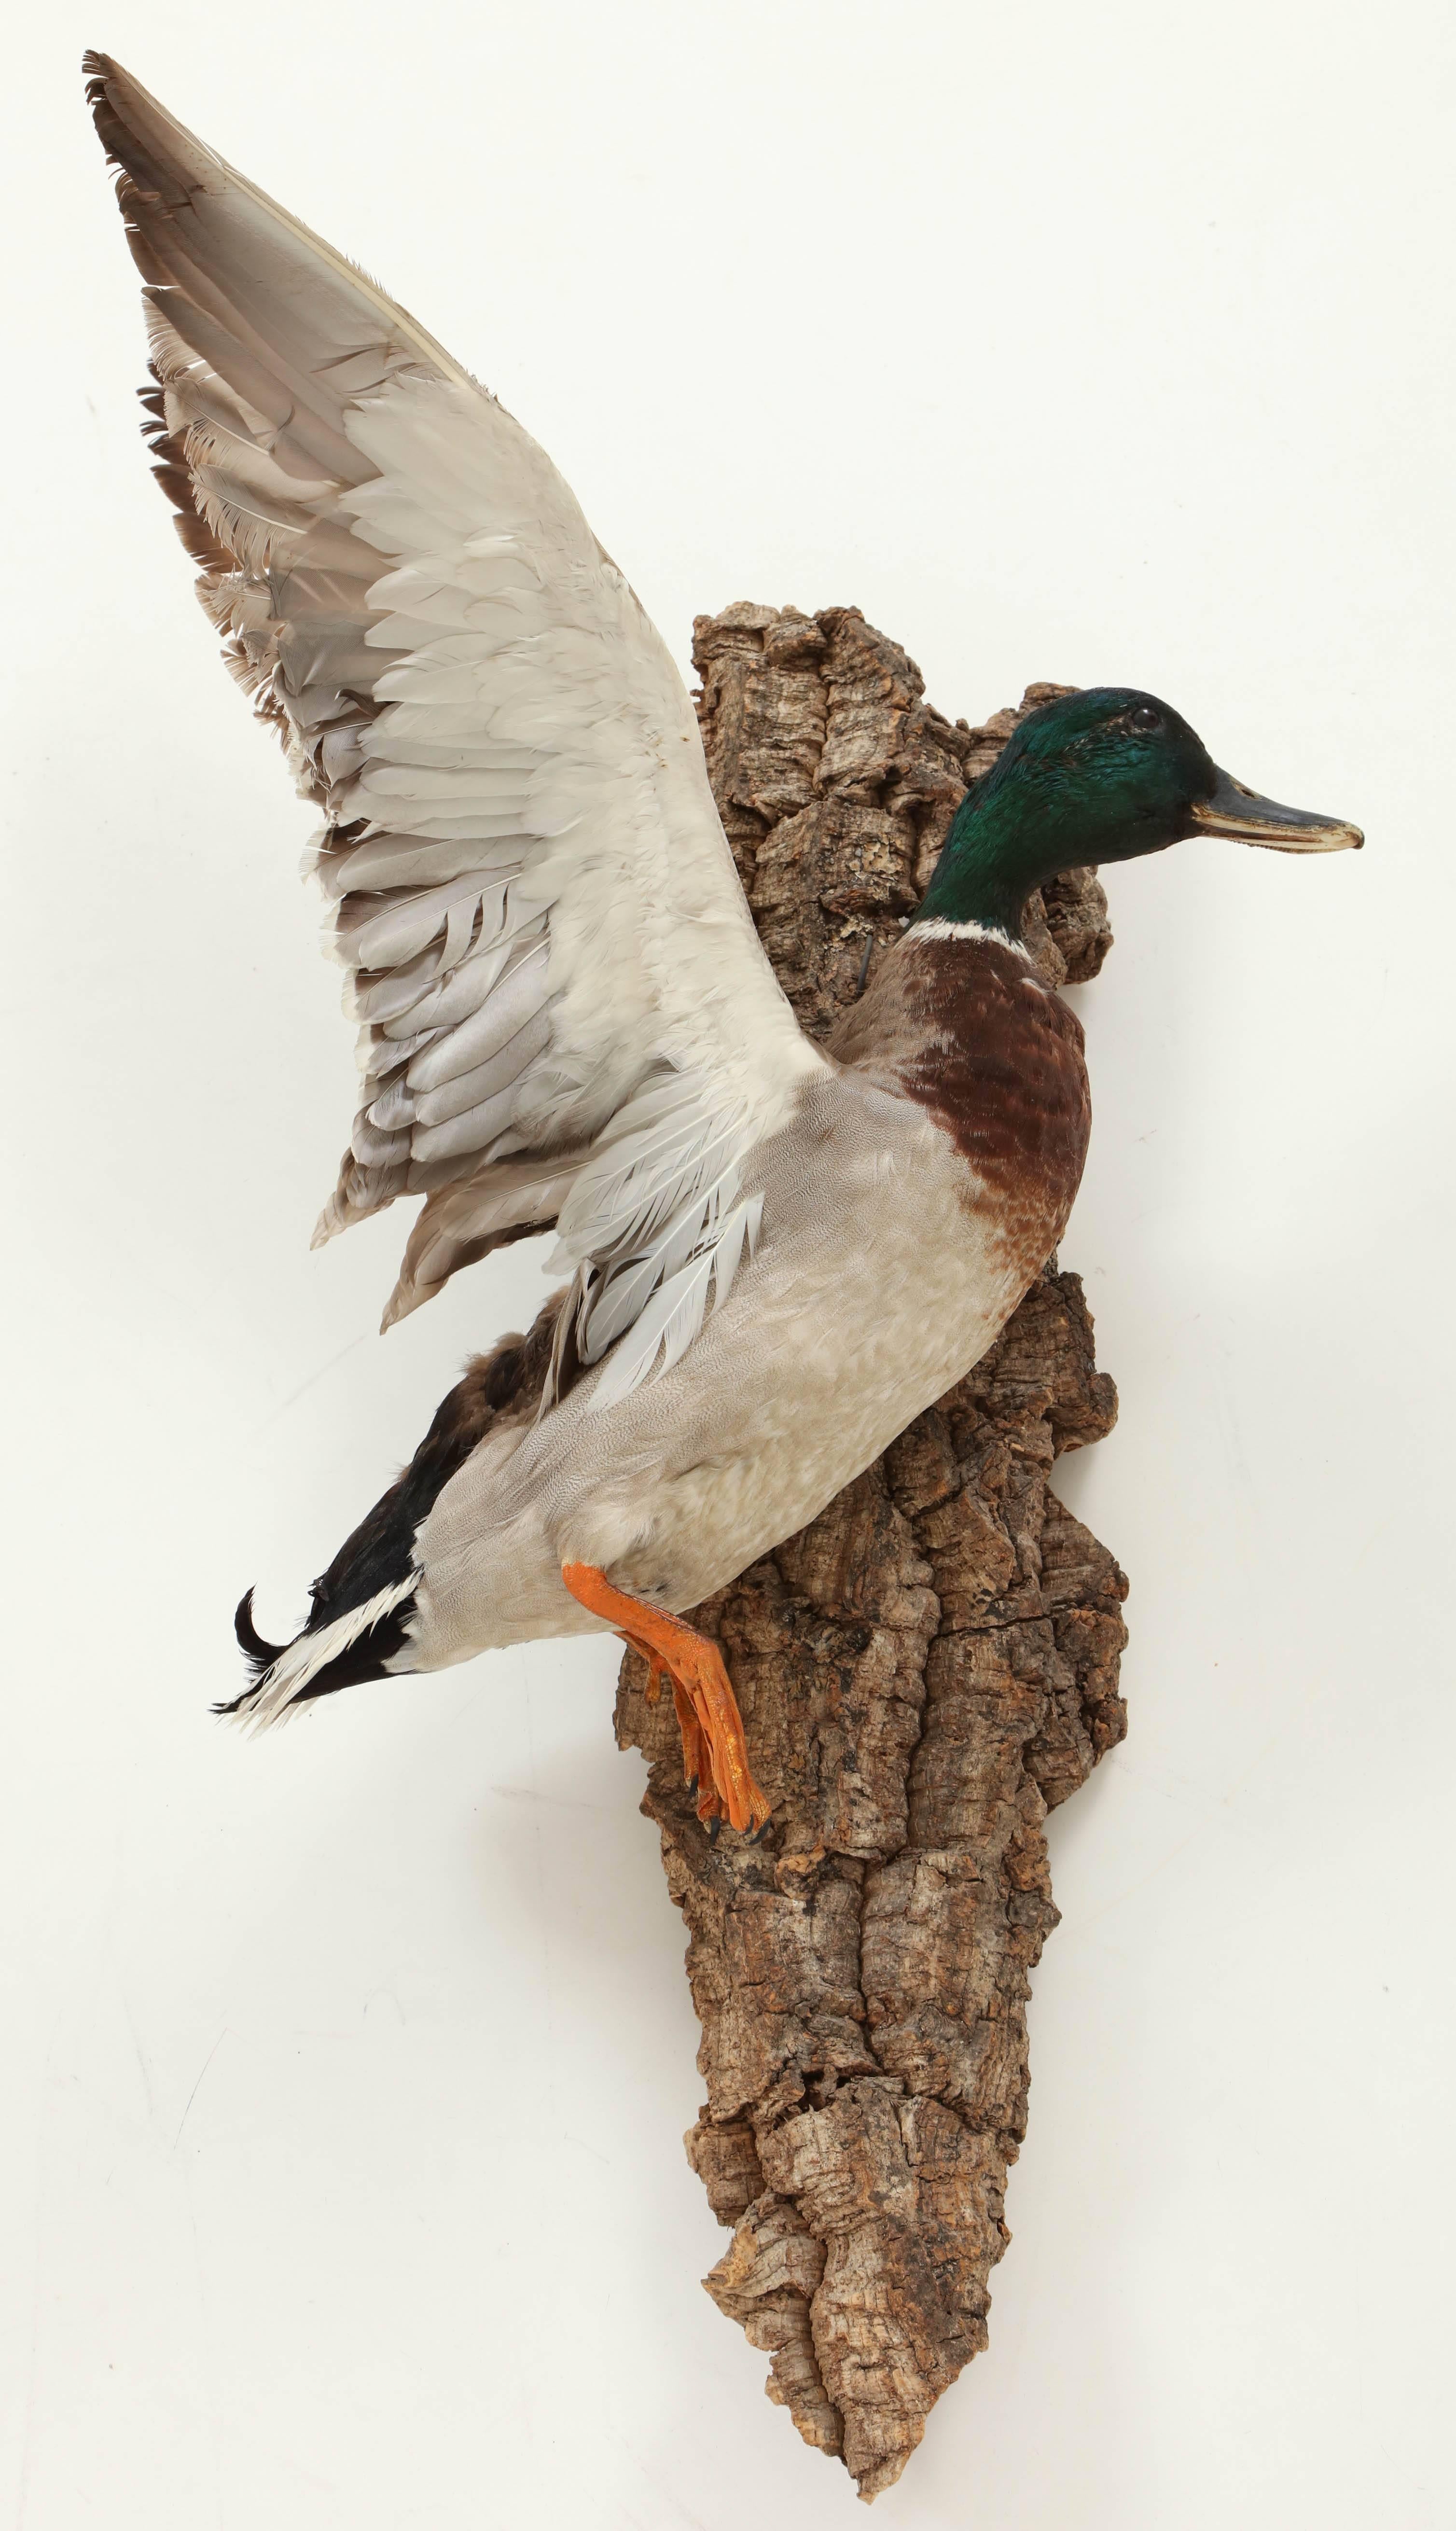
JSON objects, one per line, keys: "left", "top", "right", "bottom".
{"left": 562, "top": 1563, "right": 772, "bottom": 1834}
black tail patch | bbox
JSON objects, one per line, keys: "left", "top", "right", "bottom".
{"left": 222, "top": 1304, "right": 561, "bottom": 1718}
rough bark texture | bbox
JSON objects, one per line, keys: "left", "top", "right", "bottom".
{"left": 612, "top": 606, "right": 1128, "bottom": 2500}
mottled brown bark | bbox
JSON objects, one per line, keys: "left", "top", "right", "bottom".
{"left": 611, "top": 607, "right": 1128, "bottom": 2500}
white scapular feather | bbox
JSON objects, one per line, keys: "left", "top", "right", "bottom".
{"left": 588, "top": 1195, "right": 763, "bottom": 1413}
{"left": 87, "top": 52, "right": 826, "bottom": 1398}
{"left": 230, "top": 1572, "right": 421, "bottom": 1733}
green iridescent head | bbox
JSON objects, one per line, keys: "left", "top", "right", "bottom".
{"left": 913, "top": 686, "right": 1362, "bottom": 940}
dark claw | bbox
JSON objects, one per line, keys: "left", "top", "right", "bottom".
{"left": 747, "top": 1818, "right": 772, "bottom": 1846}
{"left": 706, "top": 1814, "right": 721, "bottom": 1846}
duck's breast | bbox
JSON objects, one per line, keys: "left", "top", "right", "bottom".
{"left": 831, "top": 925, "right": 1092, "bottom": 1291}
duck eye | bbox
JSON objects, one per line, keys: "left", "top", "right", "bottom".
{"left": 1130, "top": 704, "right": 1161, "bottom": 734}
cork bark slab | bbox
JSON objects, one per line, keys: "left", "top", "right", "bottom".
{"left": 612, "top": 607, "right": 1128, "bottom": 2501}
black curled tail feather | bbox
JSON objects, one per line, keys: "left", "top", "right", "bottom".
{"left": 212, "top": 1589, "right": 288, "bottom": 1714}
{"left": 234, "top": 1589, "right": 284, "bottom": 1680}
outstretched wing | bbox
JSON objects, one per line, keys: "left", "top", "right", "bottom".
{"left": 86, "top": 55, "right": 824, "bottom": 1404}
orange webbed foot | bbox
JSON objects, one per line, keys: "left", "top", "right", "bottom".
{"left": 562, "top": 1562, "right": 772, "bottom": 1834}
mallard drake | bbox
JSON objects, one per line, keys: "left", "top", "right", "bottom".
{"left": 85, "top": 56, "right": 1361, "bottom": 1834}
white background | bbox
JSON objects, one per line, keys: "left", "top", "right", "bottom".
{"left": 3, "top": 3, "right": 1452, "bottom": 2525}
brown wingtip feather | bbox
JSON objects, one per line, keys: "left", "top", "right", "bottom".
{"left": 83, "top": 53, "right": 182, "bottom": 204}
{"left": 83, "top": 49, "right": 215, "bottom": 189}
{"left": 84, "top": 52, "right": 239, "bottom": 586}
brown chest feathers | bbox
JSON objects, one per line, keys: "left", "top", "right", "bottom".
{"left": 830, "top": 929, "right": 1092, "bottom": 1272}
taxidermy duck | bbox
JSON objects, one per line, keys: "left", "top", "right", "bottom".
{"left": 86, "top": 56, "right": 1361, "bottom": 1833}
